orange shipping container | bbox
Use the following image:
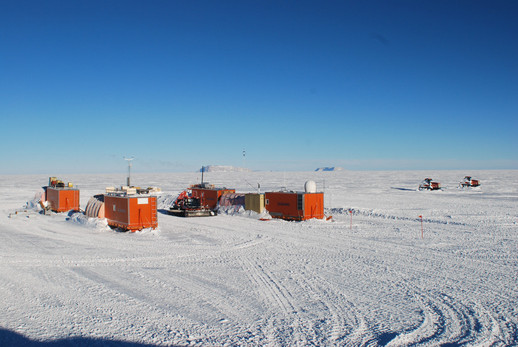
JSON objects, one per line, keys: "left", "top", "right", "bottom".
{"left": 265, "top": 191, "right": 324, "bottom": 221}
{"left": 191, "top": 187, "right": 235, "bottom": 210}
{"left": 104, "top": 195, "right": 157, "bottom": 231}
{"left": 45, "top": 187, "right": 80, "bottom": 212}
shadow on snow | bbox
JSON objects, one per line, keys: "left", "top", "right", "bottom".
{"left": 0, "top": 327, "right": 178, "bottom": 347}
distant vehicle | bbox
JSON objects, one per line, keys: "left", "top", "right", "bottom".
{"left": 459, "top": 176, "right": 480, "bottom": 188}
{"left": 419, "top": 178, "right": 441, "bottom": 191}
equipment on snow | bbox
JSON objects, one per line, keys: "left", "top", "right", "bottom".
{"left": 418, "top": 178, "right": 441, "bottom": 191}
{"left": 168, "top": 189, "right": 216, "bottom": 217}
{"left": 459, "top": 176, "right": 480, "bottom": 188}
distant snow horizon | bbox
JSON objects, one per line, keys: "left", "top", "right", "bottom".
{"left": 3, "top": 158, "right": 517, "bottom": 176}
{"left": 199, "top": 165, "right": 252, "bottom": 173}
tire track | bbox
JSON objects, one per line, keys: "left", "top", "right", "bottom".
{"left": 306, "top": 274, "right": 373, "bottom": 345}
{"left": 385, "top": 288, "right": 502, "bottom": 346}
{"left": 364, "top": 259, "right": 506, "bottom": 346}
{"left": 70, "top": 264, "right": 254, "bottom": 331}
{"left": 239, "top": 255, "right": 308, "bottom": 345}
{"left": 307, "top": 244, "right": 509, "bottom": 346}
{"left": 241, "top": 256, "right": 296, "bottom": 315}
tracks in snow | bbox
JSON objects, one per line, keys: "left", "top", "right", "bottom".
{"left": 3, "top": 204, "right": 516, "bottom": 345}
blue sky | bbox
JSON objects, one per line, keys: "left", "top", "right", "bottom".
{"left": 1, "top": 0, "right": 517, "bottom": 174}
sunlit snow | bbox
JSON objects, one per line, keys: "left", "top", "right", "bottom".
{"left": 1, "top": 170, "right": 517, "bottom": 345}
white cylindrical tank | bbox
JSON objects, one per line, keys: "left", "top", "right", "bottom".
{"left": 304, "top": 180, "right": 317, "bottom": 193}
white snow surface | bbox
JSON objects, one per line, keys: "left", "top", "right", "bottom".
{"left": 1, "top": 170, "right": 517, "bottom": 346}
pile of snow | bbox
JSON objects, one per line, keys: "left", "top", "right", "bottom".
{"left": 157, "top": 193, "right": 179, "bottom": 210}
{"left": 200, "top": 165, "right": 251, "bottom": 173}
{"left": 25, "top": 189, "right": 45, "bottom": 210}
{"left": 315, "top": 167, "right": 343, "bottom": 172}
{"left": 217, "top": 205, "right": 271, "bottom": 220}
{"left": 66, "top": 211, "right": 110, "bottom": 230}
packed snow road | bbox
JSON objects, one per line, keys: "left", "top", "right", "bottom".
{"left": 0, "top": 170, "right": 517, "bottom": 345}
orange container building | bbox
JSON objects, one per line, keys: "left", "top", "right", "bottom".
{"left": 104, "top": 194, "right": 158, "bottom": 231}
{"left": 190, "top": 184, "right": 235, "bottom": 210}
{"left": 45, "top": 187, "right": 80, "bottom": 212}
{"left": 265, "top": 191, "right": 324, "bottom": 221}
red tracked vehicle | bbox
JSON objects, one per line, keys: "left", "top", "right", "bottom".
{"left": 459, "top": 176, "right": 480, "bottom": 188}
{"left": 418, "top": 178, "right": 441, "bottom": 191}
{"left": 168, "top": 189, "right": 215, "bottom": 217}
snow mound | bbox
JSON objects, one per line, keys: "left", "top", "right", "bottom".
{"left": 200, "top": 165, "right": 251, "bottom": 173}
{"left": 157, "top": 193, "right": 178, "bottom": 210}
{"left": 326, "top": 207, "right": 466, "bottom": 225}
{"left": 218, "top": 205, "right": 271, "bottom": 220}
{"left": 24, "top": 189, "right": 45, "bottom": 210}
{"left": 66, "top": 211, "right": 110, "bottom": 230}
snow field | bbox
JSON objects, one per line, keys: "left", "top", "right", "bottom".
{"left": 0, "top": 170, "right": 517, "bottom": 345}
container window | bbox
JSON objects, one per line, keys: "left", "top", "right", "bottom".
{"left": 297, "top": 194, "right": 304, "bottom": 210}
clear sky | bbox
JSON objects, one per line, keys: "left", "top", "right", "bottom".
{"left": 1, "top": 0, "right": 517, "bottom": 174}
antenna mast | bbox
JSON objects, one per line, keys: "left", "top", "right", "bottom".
{"left": 242, "top": 148, "right": 246, "bottom": 170}
{"left": 124, "top": 157, "right": 134, "bottom": 187}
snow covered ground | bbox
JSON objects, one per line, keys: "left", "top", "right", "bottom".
{"left": 1, "top": 170, "right": 517, "bottom": 346}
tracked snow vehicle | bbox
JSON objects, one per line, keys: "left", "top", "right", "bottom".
{"left": 419, "top": 178, "right": 441, "bottom": 191}
{"left": 168, "top": 189, "right": 216, "bottom": 217}
{"left": 459, "top": 176, "right": 480, "bottom": 188}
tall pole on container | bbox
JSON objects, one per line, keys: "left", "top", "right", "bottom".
{"left": 201, "top": 165, "right": 205, "bottom": 185}
{"left": 242, "top": 148, "right": 246, "bottom": 171}
{"left": 124, "top": 157, "right": 134, "bottom": 187}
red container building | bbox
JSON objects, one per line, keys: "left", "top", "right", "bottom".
{"left": 104, "top": 193, "right": 158, "bottom": 231}
{"left": 190, "top": 184, "right": 235, "bottom": 210}
{"left": 44, "top": 177, "right": 80, "bottom": 212}
{"left": 46, "top": 187, "right": 80, "bottom": 212}
{"left": 265, "top": 191, "right": 324, "bottom": 221}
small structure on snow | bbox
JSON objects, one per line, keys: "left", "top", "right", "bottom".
{"left": 168, "top": 188, "right": 216, "bottom": 217}
{"left": 459, "top": 176, "right": 480, "bottom": 188}
{"left": 43, "top": 177, "right": 80, "bottom": 212}
{"left": 103, "top": 186, "right": 158, "bottom": 231}
{"left": 418, "top": 178, "right": 441, "bottom": 191}
{"left": 265, "top": 181, "right": 324, "bottom": 221}
{"left": 190, "top": 183, "right": 236, "bottom": 211}
{"left": 85, "top": 194, "right": 105, "bottom": 218}
{"left": 245, "top": 193, "right": 265, "bottom": 214}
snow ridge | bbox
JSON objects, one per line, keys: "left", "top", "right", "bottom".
{"left": 327, "top": 207, "right": 467, "bottom": 226}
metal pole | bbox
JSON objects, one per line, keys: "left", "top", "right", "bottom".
{"left": 419, "top": 215, "right": 423, "bottom": 239}
{"left": 124, "top": 157, "right": 134, "bottom": 187}
{"left": 128, "top": 161, "right": 131, "bottom": 186}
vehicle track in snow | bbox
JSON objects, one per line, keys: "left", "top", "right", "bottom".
{"left": 321, "top": 235, "right": 514, "bottom": 346}
{"left": 303, "top": 273, "right": 372, "bottom": 345}
{"left": 2, "top": 170, "right": 517, "bottom": 345}
{"left": 238, "top": 254, "right": 307, "bottom": 345}
{"left": 285, "top": 211, "right": 518, "bottom": 346}
{"left": 386, "top": 290, "right": 504, "bottom": 346}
